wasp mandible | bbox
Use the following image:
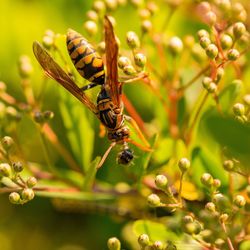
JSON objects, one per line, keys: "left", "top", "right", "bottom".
{"left": 33, "top": 16, "right": 150, "bottom": 168}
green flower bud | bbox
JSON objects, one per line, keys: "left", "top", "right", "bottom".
{"left": 1, "top": 136, "right": 14, "bottom": 151}
{"left": 199, "top": 36, "right": 211, "bottom": 49}
{"left": 126, "top": 31, "right": 140, "bottom": 49}
{"left": 219, "top": 213, "right": 228, "bottom": 223}
{"left": 123, "top": 65, "right": 137, "bottom": 75}
{"left": 182, "top": 215, "right": 194, "bottom": 224}
{"left": 207, "top": 82, "right": 217, "bottom": 93}
{"left": 233, "top": 103, "right": 245, "bottom": 116}
{"left": 147, "top": 193, "right": 161, "bottom": 207}
{"left": 0, "top": 163, "right": 12, "bottom": 177}
{"left": 204, "top": 11, "right": 217, "bottom": 26}
{"left": 107, "top": 237, "right": 121, "bottom": 250}
{"left": 13, "top": 162, "right": 23, "bottom": 173}
{"left": 138, "top": 234, "right": 150, "bottom": 247}
{"left": 168, "top": 36, "right": 183, "bottom": 55}
{"left": 0, "top": 81, "right": 7, "bottom": 92}
{"left": 43, "top": 110, "right": 54, "bottom": 120}
{"left": 202, "top": 76, "right": 212, "bottom": 88}
{"left": 223, "top": 160, "right": 234, "bottom": 171}
{"left": 104, "top": 0, "right": 118, "bottom": 11}
{"left": 155, "top": 175, "right": 168, "bottom": 189}
{"left": 185, "top": 221, "right": 202, "bottom": 235}
{"left": 220, "top": 34, "right": 233, "bottom": 49}
{"left": 215, "top": 67, "right": 224, "bottom": 83}
{"left": 213, "top": 179, "right": 221, "bottom": 188}
{"left": 217, "top": 0, "right": 231, "bottom": 11}
{"left": 33, "top": 111, "right": 45, "bottom": 124}
{"left": 97, "top": 41, "right": 106, "bottom": 54}
{"left": 134, "top": 53, "right": 147, "bottom": 67}
{"left": 42, "top": 36, "right": 54, "bottom": 49}
{"left": 141, "top": 20, "right": 152, "bottom": 33}
{"left": 233, "top": 22, "right": 246, "bottom": 39}
{"left": 205, "top": 44, "right": 218, "bottom": 59}
{"left": 118, "top": 56, "right": 131, "bottom": 69}
{"left": 178, "top": 158, "right": 190, "bottom": 172}
{"left": 86, "top": 10, "right": 99, "bottom": 21}
{"left": 139, "top": 9, "right": 151, "bottom": 19}
{"left": 213, "top": 193, "right": 230, "bottom": 211}
{"left": 152, "top": 241, "right": 164, "bottom": 250}
{"left": 22, "top": 188, "right": 35, "bottom": 201}
{"left": 197, "top": 29, "right": 209, "bottom": 39}
{"left": 243, "top": 94, "right": 250, "bottom": 106}
{"left": 93, "top": 0, "right": 106, "bottom": 14}
{"left": 27, "top": 177, "right": 37, "bottom": 188}
{"left": 201, "top": 173, "right": 214, "bottom": 186}
{"left": 84, "top": 20, "right": 98, "bottom": 36}
{"left": 9, "top": 192, "right": 21, "bottom": 204}
{"left": 227, "top": 49, "right": 240, "bottom": 61}
{"left": 233, "top": 195, "right": 246, "bottom": 208}
{"left": 205, "top": 202, "right": 216, "bottom": 212}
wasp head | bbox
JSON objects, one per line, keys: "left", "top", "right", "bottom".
{"left": 117, "top": 148, "right": 134, "bottom": 165}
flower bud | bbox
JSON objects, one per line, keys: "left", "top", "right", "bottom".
{"left": 217, "top": 0, "right": 231, "bottom": 12}
{"left": 139, "top": 9, "right": 151, "bottom": 19}
{"left": 123, "top": 65, "right": 137, "bottom": 75}
{"left": 152, "top": 241, "right": 164, "bottom": 250}
{"left": 0, "top": 163, "right": 11, "bottom": 177}
{"left": 233, "top": 195, "right": 246, "bottom": 208}
{"left": 183, "top": 35, "right": 195, "bottom": 48}
{"left": 219, "top": 213, "right": 228, "bottom": 223}
{"left": 118, "top": 56, "right": 131, "bottom": 69}
{"left": 202, "top": 76, "right": 212, "bottom": 89}
{"left": 27, "top": 177, "right": 37, "bottom": 188}
{"left": 215, "top": 67, "right": 224, "bottom": 83}
{"left": 182, "top": 215, "right": 194, "bottom": 224}
{"left": 131, "top": 0, "right": 143, "bottom": 8}
{"left": 200, "top": 229, "right": 213, "bottom": 242}
{"left": 42, "top": 36, "right": 54, "bottom": 50}
{"left": 104, "top": 0, "right": 118, "bottom": 11}
{"left": 243, "top": 94, "right": 250, "bottom": 106}
{"left": 33, "top": 111, "right": 45, "bottom": 124}
{"left": 126, "top": 31, "right": 140, "bottom": 49}
{"left": 207, "top": 82, "right": 217, "bottom": 93}
{"left": 138, "top": 234, "right": 150, "bottom": 247}
{"left": 215, "top": 238, "right": 225, "bottom": 248}
{"left": 84, "top": 20, "right": 98, "bottom": 36}
{"left": 155, "top": 175, "right": 168, "bottom": 189}
{"left": 220, "top": 34, "right": 233, "bottom": 49}
{"left": 97, "top": 41, "right": 106, "bottom": 54}
{"left": 168, "top": 36, "right": 183, "bottom": 55}
{"left": 213, "top": 179, "right": 221, "bottom": 188}
{"left": 13, "top": 162, "right": 23, "bottom": 173}
{"left": 107, "top": 237, "right": 121, "bottom": 250}
{"left": 134, "top": 53, "right": 147, "bottom": 68}
{"left": 141, "top": 20, "right": 153, "bottom": 33}
{"left": 93, "top": 0, "right": 106, "bottom": 14}
{"left": 1, "top": 136, "right": 14, "bottom": 151}
{"left": 233, "top": 103, "right": 245, "bottom": 116}
{"left": 6, "top": 106, "right": 21, "bottom": 120}
{"left": 9, "top": 192, "right": 21, "bottom": 204}
{"left": 201, "top": 173, "right": 214, "bottom": 186}
{"left": 18, "top": 55, "right": 33, "bottom": 78}
{"left": 198, "top": 2, "right": 211, "bottom": 13}
{"left": 223, "top": 160, "right": 234, "bottom": 171}
{"left": 213, "top": 193, "right": 230, "bottom": 211}
{"left": 204, "top": 11, "right": 217, "bottom": 26}
{"left": 22, "top": 188, "right": 35, "bottom": 201}
{"left": 86, "top": 10, "right": 99, "bottom": 21}
{"left": 199, "top": 36, "right": 211, "bottom": 49}
{"left": 205, "top": 202, "right": 216, "bottom": 212}
{"left": 191, "top": 44, "right": 206, "bottom": 62}
{"left": 197, "top": 29, "right": 209, "bottom": 39}
{"left": 147, "top": 1, "right": 158, "bottom": 14}
{"left": 184, "top": 221, "right": 202, "bottom": 235}
{"left": 166, "top": 241, "right": 177, "bottom": 250}
{"left": 205, "top": 44, "right": 218, "bottom": 59}
{"left": 147, "top": 193, "right": 161, "bottom": 207}
{"left": 227, "top": 49, "right": 240, "bottom": 61}
{"left": 233, "top": 22, "right": 246, "bottom": 39}
{"left": 178, "top": 158, "right": 190, "bottom": 172}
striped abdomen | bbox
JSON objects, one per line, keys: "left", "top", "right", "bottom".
{"left": 67, "top": 29, "right": 105, "bottom": 85}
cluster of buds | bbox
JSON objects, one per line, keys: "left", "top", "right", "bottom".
{"left": 33, "top": 110, "right": 54, "bottom": 124}
{"left": 42, "top": 29, "right": 56, "bottom": 50}
{"left": 232, "top": 102, "right": 247, "bottom": 123}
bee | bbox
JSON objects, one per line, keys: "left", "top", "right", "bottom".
{"left": 33, "top": 16, "right": 150, "bottom": 168}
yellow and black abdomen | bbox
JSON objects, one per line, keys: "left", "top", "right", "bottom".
{"left": 67, "top": 29, "right": 105, "bottom": 85}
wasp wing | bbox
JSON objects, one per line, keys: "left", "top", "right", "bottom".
{"left": 33, "top": 41, "right": 97, "bottom": 113}
{"left": 104, "top": 16, "right": 121, "bottom": 107}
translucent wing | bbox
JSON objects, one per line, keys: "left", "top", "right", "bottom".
{"left": 104, "top": 16, "right": 121, "bottom": 107}
{"left": 33, "top": 41, "right": 97, "bottom": 113}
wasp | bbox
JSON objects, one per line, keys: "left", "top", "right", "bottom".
{"left": 33, "top": 16, "right": 150, "bottom": 168}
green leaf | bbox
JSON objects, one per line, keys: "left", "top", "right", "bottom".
{"left": 219, "top": 80, "right": 242, "bottom": 113}
{"left": 133, "top": 220, "right": 178, "bottom": 242}
{"left": 83, "top": 156, "right": 101, "bottom": 191}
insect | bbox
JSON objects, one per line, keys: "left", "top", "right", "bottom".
{"left": 33, "top": 16, "right": 150, "bottom": 168}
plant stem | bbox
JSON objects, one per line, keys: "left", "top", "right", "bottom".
{"left": 220, "top": 221, "right": 235, "bottom": 250}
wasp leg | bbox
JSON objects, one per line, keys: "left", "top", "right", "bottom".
{"left": 97, "top": 142, "right": 116, "bottom": 169}
{"left": 125, "top": 138, "right": 152, "bottom": 152}
{"left": 124, "top": 115, "right": 151, "bottom": 149}
{"left": 120, "top": 72, "right": 148, "bottom": 84}
{"left": 81, "top": 82, "right": 100, "bottom": 91}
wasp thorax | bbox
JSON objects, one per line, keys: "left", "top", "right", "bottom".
{"left": 117, "top": 148, "right": 134, "bottom": 165}
{"left": 107, "top": 126, "right": 130, "bottom": 141}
